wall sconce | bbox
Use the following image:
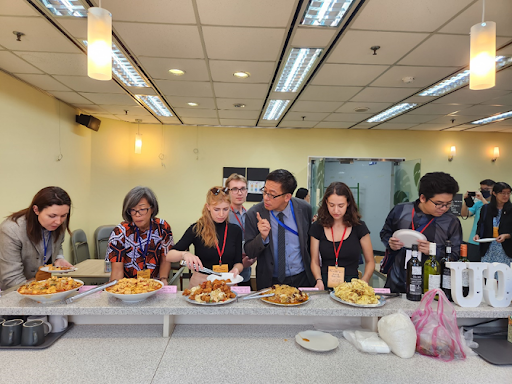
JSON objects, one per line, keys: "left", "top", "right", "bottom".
{"left": 135, "top": 119, "right": 142, "bottom": 154}
{"left": 492, "top": 146, "right": 499, "bottom": 162}
{"left": 87, "top": 6, "right": 112, "bottom": 81}
{"left": 448, "top": 146, "right": 456, "bottom": 162}
{"left": 469, "top": 1, "right": 496, "bottom": 90}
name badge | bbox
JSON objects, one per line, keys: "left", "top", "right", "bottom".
{"left": 212, "top": 264, "right": 229, "bottom": 273}
{"left": 137, "top": 269, "right": 151, "bottom": 279}
{"left": 327, "top": 266, "right": 345, "bottom": 288}
{"left": 158, "top": 285, "right": 177, "bottom": 294}
{"left": 493, "top": 226, "right": 499, "bottom": 238}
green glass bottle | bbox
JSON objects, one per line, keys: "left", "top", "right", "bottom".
{"left": 423, "top": 242, "right": 440, "bottom": 293}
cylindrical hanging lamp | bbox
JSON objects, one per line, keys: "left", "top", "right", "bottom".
{"left": 87, "top": 7, "right": 112, "bottom": 81}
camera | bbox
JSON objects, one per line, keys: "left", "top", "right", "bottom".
{"left": 468, "top": 191, "right": 476, "bottom": 197}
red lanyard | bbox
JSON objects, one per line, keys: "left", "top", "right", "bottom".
{"left": 230, "top": 206, "right": 245, "bottom": 233}
{"left": 215, "top": 222, "right": 228, "bottom": 265}
{"left": 411, "top": 208, "right": 434, "bottom": 233}
{"left": 331, "top": 226, "right": 347, "bottom": 267}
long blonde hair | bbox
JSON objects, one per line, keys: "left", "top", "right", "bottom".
{"left": 194, "top": 187, "right": 231, "bottom": 247}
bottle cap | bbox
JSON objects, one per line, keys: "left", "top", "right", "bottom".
{"left": 411, "top": 244, "right": 419, "bottom": 251}
{"left": 460, "top": 243, "right": 467, "bottom": 257}
{"left": 429, "top": 242, "right": 436, "bottom": 255}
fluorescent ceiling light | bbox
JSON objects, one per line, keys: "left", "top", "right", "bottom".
{"left": 38, "top": 0, "right": 87, "bottom": 17}
{"left": 135, "top": 95, "right": 173, "bottom": 117}
{"left": 263, "top": 100, "right": 290, "bottom": 120}
{"left": 470, "top": 110, "right": 512, "bottom": 125}
{"left": 367, "top": 103, "right": 417, "bottom": 123}
{"left": 301, "top": 0, "right": 355, "bottom": 27}
{"left": 275, "top": 48, "right": 323, "bottom": 92}
{"left": 418, "top": 56, "right": 512, "bottom": 97}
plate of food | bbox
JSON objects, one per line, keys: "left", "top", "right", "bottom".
{"left": 330, "top": 279, "right": 385, "bottom": 308}
{"left": 105, "top": 277, "right": 163, "bottom": 303}
{"left": 17, "top": 276, "right": 84, "bottom": 303}
{"left": 40, "top": 265, "right": 77, "bottom": 273}
{"left": 392, "top": 229, "right": 427, "bottom": 248}
{"left": 295, "top": 330, "right": 339, "bottom": 352}
{"left": 260, "top": 284, "right": 309, "bottom": 306}
{"left": 206, "top": 272, "right": 244, "bottom": 286}
{"left": 475, "top": 238, "right": 497, "bottom": 243}
{"left": 182, "top": 280, "right": 237, "bottom": 305}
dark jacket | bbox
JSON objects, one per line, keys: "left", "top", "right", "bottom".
{"left": 476, "top": 203, "right": 512, "bottom": 258}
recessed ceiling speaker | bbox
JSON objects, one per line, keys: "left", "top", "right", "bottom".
{"left": 76, "top": 114, "right": 101, "bottom": 131}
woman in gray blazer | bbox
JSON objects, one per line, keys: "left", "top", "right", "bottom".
{"left": 0, "top": 186, "right": 73, "bottom": 290}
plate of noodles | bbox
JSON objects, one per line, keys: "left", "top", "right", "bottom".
{"left": 105, "top": 277, "right": 163, "bottom": 303}
{"left": 330, "top": 279, "right": 385, "bottom": 308}
{"left": 260, "top": 284, "right": 309, "bottom": 306}
{"left": 40, "top": 265, "right": 77, "bottom": 273}
{"left": 17, "top": 276, "right": 84, "bottom": 303}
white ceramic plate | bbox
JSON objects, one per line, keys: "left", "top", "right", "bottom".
{"left": 40, "top": 266, "right": 77, "bottom": 273}
{"left": 392, "top": 229, "right": 427, "bottom": 248}
{"left": 261, "top": 295, "right": 309, "bottom": 306}
{"left": 105, "top": 280, "right": 163, "bottom": 303}
{"left": 475, "top": 238, "right": 497, "bottom": 243}
{"left": 206, "top": 273, "right": 244, "bottom": 286}
{"left": 295, "top": 330, "right": 339, "bottom": 352}
{"left": 329, "top": 291, "right": 386, "bottom": 308}
{"left": 17, "top": 279, "right": 84, "bottom": 304}
{"left": 184, "top": 292, "right": 238, "bottom": 305}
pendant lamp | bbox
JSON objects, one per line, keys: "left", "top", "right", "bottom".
{"left": 87, "top": 5, "right": 112, "bottom": 81}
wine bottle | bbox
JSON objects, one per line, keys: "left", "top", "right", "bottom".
{"left": 459, "top": 244, "right": 469, "bottom": 297}
{"left": 440, "top": 240, "right": 453, "bottom": 302}
{"left": 406, "top": 244, "right": 422, "bottom": 301}
{"left": 423, "top": 242, "right": 440, "bottom": 293}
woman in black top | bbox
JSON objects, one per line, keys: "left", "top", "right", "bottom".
{"left": 309, "top": 182, "right": 375, "bottom": 290}
{"left": 167, "top": 187, "right": 243, "bottom": 288}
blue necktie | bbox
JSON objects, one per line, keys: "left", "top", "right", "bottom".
{"left": 278, "top": 212, "right": 286, "bottom": 282}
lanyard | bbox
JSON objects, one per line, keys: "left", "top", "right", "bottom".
{"left": 411, "top": 208, "right": 435, "bottom": 234}
{"left": 215, "top": 222, "right": 228, "bottom": 265}
{"left": 331, "top": 226, "right": 347, "bottom": 268}
{"left": 230, "top": 206, "right": 246, "bottom": 233}
{"left": 43, "top": 231, "right": 52, "bottom": 264}
{"left": 494, "top": 209, "right": 502, "bottom": 227}
{"left": 136, "top": 222, "right": 152, "bottom": 269}
{"left": 271, "top": 202, "right": 299, "bottom": 236}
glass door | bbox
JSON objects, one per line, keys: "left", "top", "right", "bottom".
{"left": 393, "top": 159, "right": 421, "bottom": 204}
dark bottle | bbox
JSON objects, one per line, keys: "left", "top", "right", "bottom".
{"left": 459, "top": 244, "right": 469, "bottom": 297}
{"left": 440, "top": 240, "right": 453, "bottom": 302}
{"left": 406, "top": 244, "right": 422, "bottom": 301}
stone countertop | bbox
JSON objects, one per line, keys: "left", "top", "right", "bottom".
{"left": 0, "top": 290, "right": 511, "bottom": 318}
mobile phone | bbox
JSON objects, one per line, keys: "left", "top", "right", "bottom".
{"left": 468, "top": 191, "right": 476, "bottom": 197}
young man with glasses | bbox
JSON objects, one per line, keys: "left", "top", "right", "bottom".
{"left": 380, "top": 172, "right": 462, "bottom": 293}
{"left": 244, "top": 169, "right": 314, "bottom": 290}
{"left": 225, "top": 173, "right": 253, "bottom": 286}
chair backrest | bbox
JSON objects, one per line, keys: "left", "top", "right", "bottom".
{"left": 94, "top": 225, "right": 116, "bottom": 259}
{"left": 71, "top": 229, "right": 90, "bottom": 264}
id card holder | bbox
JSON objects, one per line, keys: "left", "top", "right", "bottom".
{"left": 212, "top": 264, "right": 229, "bottom": 273}
{"left": 493, "top": 226, "right": 499, "bottom": 238}
{"left": 137, "top": 269, "right": 151, "bottom": 279}
{"left": 327, "top": 266, "right": 345, "bottom": 288}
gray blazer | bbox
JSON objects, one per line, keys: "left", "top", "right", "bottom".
{"left": 245, "top": 198, "right": 313, "bottom": 290}
{"left": 0, "top": 216, "right": 65, "bottom": 290}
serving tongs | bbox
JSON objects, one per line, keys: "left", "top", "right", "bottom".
{"left": 241, "top": 287, "right": 274, "bottom": 300}
{"left": 179, "top": 259, "right": 222, "bottom": 276}
{"left": 65, "top": 280, "right": 117, "bottom": 304}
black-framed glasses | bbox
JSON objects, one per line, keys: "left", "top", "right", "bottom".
{"left": 428, "top": 199, "right": 452, "bottom": 209}
{"left": 229, "top": 187, "right": 247, "bottom": 194}
{"left": 128, "top": 207, "right": 151, "bottom": 216}
{"left": 210, "top": 187, "right": 229, "bottom": 195}
{"left": 260, "top": 187, "right": 287, "bottom": 199}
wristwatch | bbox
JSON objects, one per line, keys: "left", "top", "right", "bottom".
{"left": 158, "top": 277, "right": 168, "bottom": 281}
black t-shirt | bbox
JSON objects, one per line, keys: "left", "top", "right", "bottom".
{"left": 173, "top": 222, "right": 242, "bottom": 270}
{"left": 309, "top": 220, "right": 370, "bottom": 277}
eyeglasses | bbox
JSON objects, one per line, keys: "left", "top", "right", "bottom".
{"left": 210, "top": 187, "right": 229, "bottom": 195}
{"left": 498, "top": 191, "right": 511, "bottom": 196}
{"left": 428, "top": 199, "right": 452, "bottom": 209}
{"left": 260, "top": 187, "right": 287, "bottom": 199}
{"left": 128, "top": 207, "right": 151, "bottom": 216}
{"left": 229, "top": 187, "right": 247, "bottom": 194}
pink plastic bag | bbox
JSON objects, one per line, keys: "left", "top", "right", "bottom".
{"left": 411, "top": 288, "right": 466, "bottom": 361}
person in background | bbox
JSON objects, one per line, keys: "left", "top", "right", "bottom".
{"left": 167, "top": 187, "right": 243, "bottom": 288}
{"left": 461, "top": 179, "right": 495, "bottom": 261}
{"left": 245, "top": 169, "right": 313, "bottom": 289}
{"left": 0, "top": 186, "right": 73, "bottom": 290}
{"left": 310, "top": 182, "right": 375, "bottom": 290}
{"left": 474, "top": 182, "right": 512, "bottom": 265}
{"left": 225, "top": 173, "right": 253, "bottom": 287}
{"left": 295, "top": 188, "right": 310, "bottom": 203}
{"left": 380, "top": 172, "right": 462, "bottom": 293}
{"left": 107, "top": 186, "right": 172, "bottom": 284}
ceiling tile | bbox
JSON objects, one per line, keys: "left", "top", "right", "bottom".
{"left": 409, "top": 103, "right": 471, "bottom": 115}
{"left": 398, "top": 34, "right": 470, "bottom": 67}
{"left": 323, "top": 113, "right": 372, "bottom": 122}
{"left": 209, "top": 60, "right": 274, "bottom": 83}
{"left": 292, "top": 28, "right": 336, "bottom": 47}
{"left": 218, "top": 110, "right": 260, "bottom": 119}
{"left": 91, "top": 114, "right": 120, "bottom": 121}
{"left": 79, "top": 93, "right": 138, "bottom": 105}
{"left": 159, "top": 116, "right": 182, "bottom": 124}
{"left": 372, "top": 122, "right": 419, "bottom": 130}
{"left": 269, "top": 91, "right": 298, "bottom": 100}
{"left": 300, "top": 86, "right": 362, "bottom": 101}
{"left": 53, "top": 76, "right": 126, "bottom": 93}
{"left": 371, "top": 66, "right": 459, "bottom": 88}
{"left": 57, "top": 19, "right": 86, "bottom": 39}
{"left": 285, "top": 112, "right": 330, "bottom": 121}
{"left": 432, "top": 88, "right": 510, "bottom": 104}
{"left": 350, "top": 0, "right": 474, "bottom": 32}
{"left": 465, "top": 124, "right": 509, "bottom": 132}
{"left": 139, "top": 57, "right": 209, "bottom": 81}
{"left": 0, "top": 2, "right": 40, "bottom": 15}
{"left": 350, "top": 87, "right": 419, "bottom": 102}
{"left": 75, "top": 104, "right": 108, "bottom": 114}
{"left": 349, "top": 122, "right": 376, "bottom": 129}
{"left": 165, "top": 96, "right": 217, "bottom": 109}
{"left": 480, "top": 93, "right": 512, "bottom": 106}
{"left": 219, "top": 119, "right": 257, "bottom": 126}
{"left": 443, "top": 125, "right": 473, "bottom": 131}
{"left": 104, "top": 0, "right": 196, "bottom": 23}
{"left": 15, "top": 74, "right": 70, "bottom": 91}
{"left": 50, "top": 91, "right": 94, "bottom": 105}
{"left": 156, "top": 80, "right": 213, "bottom": 97}
{"left": 279, "top": 120, "right": 317, "bottom": 128}
{"left": 15, "top": 52, "right": 86, "bottom": 76}
{"left": 312, "top": 64, "right": 389, "bottom": 86}
{"left": 426, "top": 115, "right": 481, "bottom": 126}
{"left": 115, "top": 114, "right": 160, "bottom": 123}
{"left": 114, "top": 23, "right": 204, "bottom": 58}
{"left": 216, "top": 98, "right": 264, "bottom": 110}
{"left": 98, "top": 105, "right": 147, "bottom": 115}
{"left": 455, "top": 105, "right": 512, "bottom": 116}
{"left": 490, "top": 119, "right": 512, "bottom": 127}
{"left": 0, "top": 51, "right": 42, "bottom": 74}
{"left": 202, "top": 26, "right": 284, "bottom": 61}
{"left": 213, "top": 83, "right": 268, "bottom": 99}
{"left": 494, "top": 69, "right": 512, "bottom": 91}
{"left": 175, "top": 108, "right": 218, "bottom": 118}
{"left": 314, "top": 122, "right": 352, "bottom": 129}
{"left": 181, "top": 117, "right": 220, "bottom": 125}
{"left": 291, "top": 101, "right": 344, "bottom": 113}
{"left": 407, "top": 124, "right": 447, "bottom": 131}
{"left": 336, "top": 101, "right": 392, "bottom": 113}
{"left": 197, "top": 0, "right": 295, "bottom": 27}
{"left": 328, "top": 31, "right": 429, "bottom": 65}
{"left": 129, "top": 87, "right": 156, "bottom": 96}
{"left": 390, "top": 114, "right": 439, "bottom": 123}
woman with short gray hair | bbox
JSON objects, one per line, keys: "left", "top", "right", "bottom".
{"left": 106, "top": 186, "right": 173, "bottom": 284}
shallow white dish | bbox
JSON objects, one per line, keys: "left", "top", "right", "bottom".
{"left": 184, "top": 292, "right": 238, "bottom": 305}
{"left": 207, "top": 273, "right": 243, "bottom": 286}
{"left": 392, "top": 229, "right": 427, "bottom": 248}
{"left": 295, "top": 330, "right": 339, "bottom": 352}
{"left": 475, "top": 238, "right": 497, "bottom": 243}
{"left": 329, "top": 291, "right": 386, "bottom": 308}
{"left": 105, "top": 280, "right": 163, "bottom": 303}
{"left": 40, "top": 266, "right": 77, "bottom": 273}
{"left": 17, "top": 279, "right": 84, "bottom": 304}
